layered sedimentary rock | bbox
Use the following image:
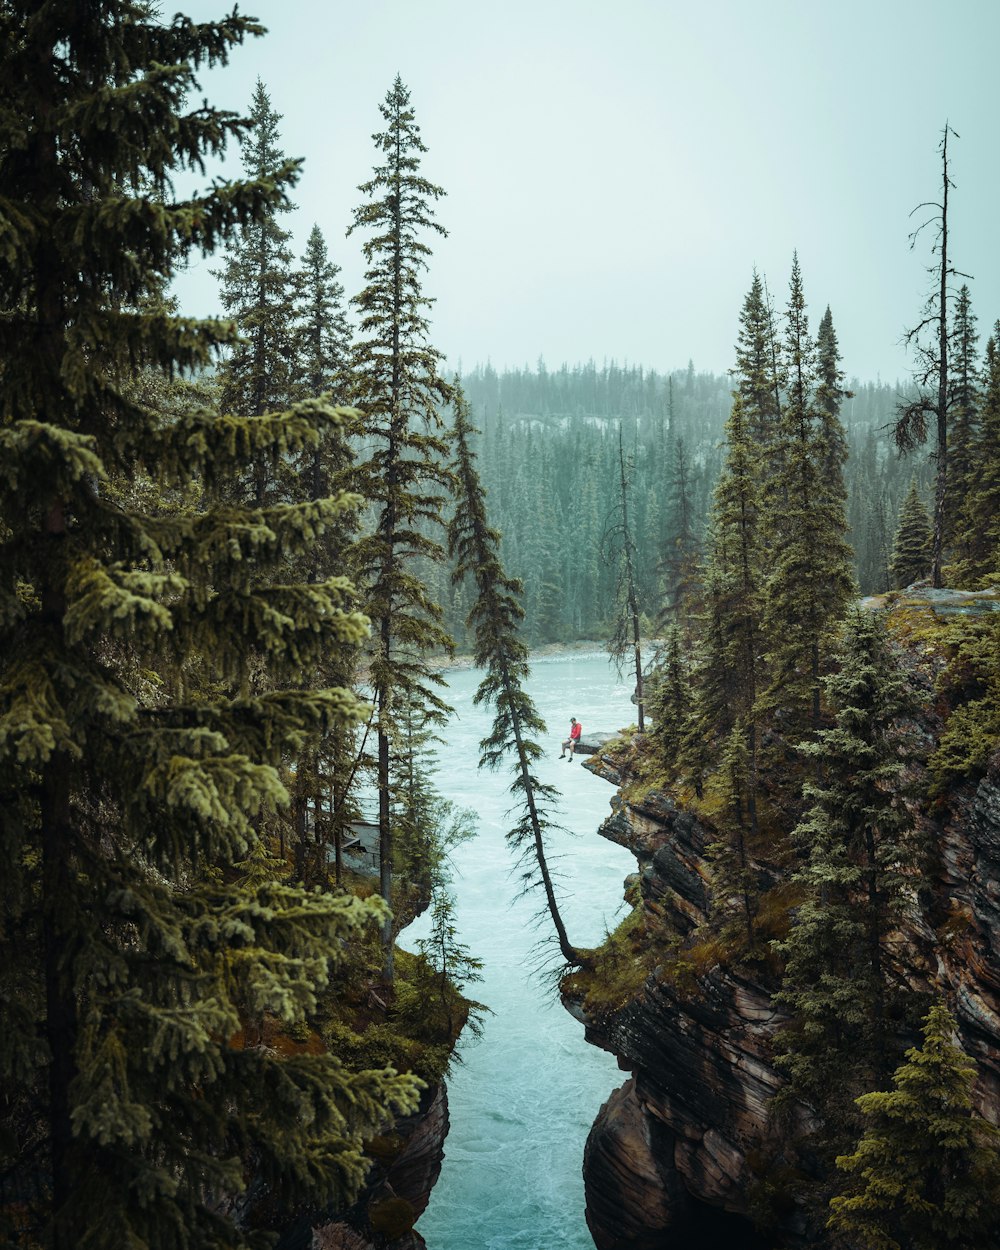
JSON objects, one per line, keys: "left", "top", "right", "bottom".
{"left": 571, "top": 747, "right": 1000, "bottom": 1247}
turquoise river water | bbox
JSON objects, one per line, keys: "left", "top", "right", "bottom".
{"left": 400, "top": 652, "right": 637, "bottom": 1249}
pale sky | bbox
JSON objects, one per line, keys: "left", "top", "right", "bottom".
{"left": 170, "top": 0, "right": 999, "bottom": 385}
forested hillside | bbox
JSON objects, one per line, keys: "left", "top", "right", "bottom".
{"left": 437, "top": 362, "right": 932, "bottom": 647}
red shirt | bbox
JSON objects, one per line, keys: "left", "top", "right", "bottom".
{"left": 570, "top": 722, "right": 581, "bottom": 740}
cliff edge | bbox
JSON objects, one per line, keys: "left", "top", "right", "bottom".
{"left": 564, "top": 591, "right": 1000, "bottom": 1247}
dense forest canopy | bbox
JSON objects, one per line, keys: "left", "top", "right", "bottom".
{"left": 442, "top": 359, "right": 934, "bottom": 647}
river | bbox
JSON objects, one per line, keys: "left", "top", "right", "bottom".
{"left": 400, "top": 652, "right": 637, "bottom": 1250}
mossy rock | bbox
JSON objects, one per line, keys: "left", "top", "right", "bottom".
{"left": 368, "top": 1196, "right": 416, "bottom": 1238}
{"left": 364, "top": 1133, "right": 403, "bottom": 1166}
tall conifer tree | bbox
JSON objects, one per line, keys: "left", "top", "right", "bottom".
{"left": 955, "top": 325, "right": 1000, "bottom": 585}
{"left": 890, "top": 479, "right": 933, "bottom": 588}
{"left": 448, "top": 393, "right": 584, "bottom": 967}
{"left": 946, "top": 284, "right": 979, "bottom": 559}
{"left": 763, "top": 259, "right": 854, "bottom": 731}
{"left": 829, "top": 1003, "right": 1000, "bottom": 1250}
{"left": 734, "top": 269, "right": 782, "bottom": 451}
{"left": 605, "top": 426, "right": 646, "bottom": 730}
{"left": 216, "top": 79, "right": 298, "bottom": 503}
{"left": 777, "top": 609, "right": 922, "bottom": 1121}
{"left": 0, "top": 7, "right": 418, "bottom": 1247}
{"left": 295, "top": 223, "right": 352, "bottom": 404}
{"left": 702, "top": 394, "right": 764, "bottom": 835}
{"left": 348, "top": 76, "right": 455, "bottom": 979}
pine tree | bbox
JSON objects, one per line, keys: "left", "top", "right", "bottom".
{"left": 660, "top": 434, "right": 701, "bottom": 624}
{"left": 954, "top": 324, "right": 1000, "bottom": 586}
{"left": 447, "top": 392, "right": 585, "bottom": 968}
{"left": 733, "top": 269, "right": 782, "bottom": 451}
{"left": 890, "top": 478, "right": 933, "bottom": 588}
{"left": 348, "top": 76, "right": 456, "bottom": 979}
{"left": 0, "top": 7, "right": 420, "bottom": 1248}
{"left": 215, "top": 79, "right": 298, "bottom": 504}
{"left": 604, "top": 426, "right": 646, "bottom": 729}
{"left": 777, "top": 609, "right": 922, "bottom": 1125}
{"left": 945, "top": 285, "right": 979, "bottom": 559}
{"left": 829, "top": 1003, "right": 1000, "bottom": 1250}
{"left": 762, "top": 259, "right": 855, "bottom": 731}
{"left": 649, "top": 625, "right": 689, "bottom": 770}
{"left": 295, "top": 223, "right": 352, "bottom": 404}
{"left": 288, "top": 222, "right": 357, "bottom": 882}
{"left": 701, "top": 393, "right": 764, "bottom": 831}
{"left": 415, "top": 888, "right": 487, "bottom": 1043}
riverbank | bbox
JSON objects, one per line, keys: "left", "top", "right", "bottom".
{"left": 430, "top": 639, "right": 624, "bottom": 673}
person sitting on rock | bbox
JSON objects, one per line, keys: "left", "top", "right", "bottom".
{"left": 560, "top": 716, "right": 582, "bottom": 760}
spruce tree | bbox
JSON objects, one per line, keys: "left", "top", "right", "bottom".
{"left": 0, "top": 9, "right": 419, "bottom": 1247}
{"left": 701, "top": 393, "right": 764, "bottom": 833}
{"left": 815, "top": 305, "right": 852, "bottom": 491}
{"left": 447, "top": 393, "right": 585, "bottom": 967}
{"left": 660, "top": 434, "right": 701, "bottom": 624}
{"left": 215, "top": 79, "right": 298, "bottom": 503}
{"left": 295, "top": 223, "right": 352, "bottom": 405}
{"left": 287, "top": 223, "right": 357, "bottom": 881}
{"left": 777, "top": 609, "right": 922, "bottom": 1125}
{"left": 762, "top": 259, "right": 855, "bottom": 731}
{"left": 348, "top": 76, "right": 455, "bottom": 979}
{"left": 890, "top": 478, "right": 933, "bottom": 588}
{"left": 946, "top": 284, "right": 979, "bottom": 559}
{"left": 733, "top": 270, "right": 782, "bottom": 450}
{"left": 829, "top": 1003, "right": 1000, "bottom": 1250}
{"left": 954, "top": 324, "right": 1000, "bottom": 586}
{"left": 649, "top": 625, "right": 689, "bottom": 770}
{"left": 604, "top": 425, "right": 646, "bottom": 729}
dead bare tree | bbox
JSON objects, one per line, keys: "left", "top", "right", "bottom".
{"left": 894, "top": 122, "right": 971, "bottom": 587}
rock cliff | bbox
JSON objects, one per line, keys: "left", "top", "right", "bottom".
{"left": 276, "top": 1083, "right": 449, "bottom": 1250}
{"left": 566, "top": 609, "right": 1000, "bottom": 1247}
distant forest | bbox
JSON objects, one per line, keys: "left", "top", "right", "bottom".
{"left": 435, "top": 360, "right": 928, "bottom": 648}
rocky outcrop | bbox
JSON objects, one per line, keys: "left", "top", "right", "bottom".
{"left": 932, "top": 758, "right": 1000, "bottom": 1109}
{"left": 572, "top": 733, "right": 1000, "bottom": 1247}
{"left": 322, "top": 1082, "right": 447, "bottom": 1250}
{"left": 274, "top": 1084, "right": 449, "bottom": 1250}
{"left": 574, "top": 731, "right": 620, "bottom": 757}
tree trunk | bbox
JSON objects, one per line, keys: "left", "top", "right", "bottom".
{"left": 931, "top": 127, "right": 951, "bottom": 589}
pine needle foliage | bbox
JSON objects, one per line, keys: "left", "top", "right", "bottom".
{"left": 829, "top": 1003, "right": 1000, "bottom": 1250}
{"left": 0, "top": 8, "right": 419, "bottom": 1247}
{"left": 295, "top": 223, "right": 352, "bottom": 406}
{"left": 347, "top": 75, "right": 456, "bottom": 978}
{"left": 700, "top": 392, "right": 764, "bottom": 834}
{"left": 603, "top": 425, "right": 646, "bottom": 729}
{"left": 890, "top": 478, "right": 933, "bottom": 589}
{"left": 945, "top": 285, "right": 979, "bottom": 559}
{"left": 954, "top": 324, "right": 1000, "bottom": 587}
{"left": 215, "top": 80, "right": 298, "bottom": 438}
{"left": 447, "top": 391, "right": 585, "bottom": 968}
{"left": 776, "top": 608, "right": 924, "bottom": 1127}
{"left": 762, "top": 258, "right": 855, "bottom": 732}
